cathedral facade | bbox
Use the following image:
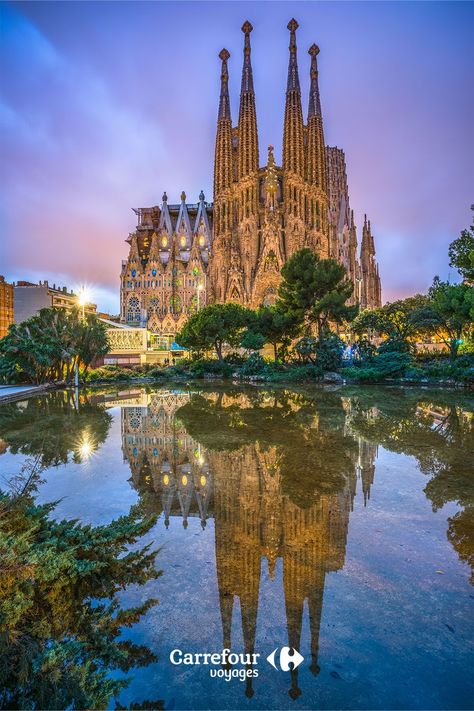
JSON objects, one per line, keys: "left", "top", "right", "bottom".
{"left": 120, "top": 19, "right": 382, "bottom": 334}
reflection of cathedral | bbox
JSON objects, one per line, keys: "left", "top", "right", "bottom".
{"left": 120, "top": 19, "right": 382, "bottom": 334}
{"left": 120, "top": 390, "right": 378, "bottom": 698}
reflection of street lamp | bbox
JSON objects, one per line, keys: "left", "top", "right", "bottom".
{"left": 76, "top": 432, "right": 93, "bottom": 461}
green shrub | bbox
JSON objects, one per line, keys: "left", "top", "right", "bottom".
{"left": 345, "top": 351, "right": 413, "bottom": 382}
{"left": 295, "top": 333, "right": 344, "bottom": 371}
{"left": 224, "top": 352, "right": 247, "bottom": 365}
{"left": 187, "top": 359, "right": 233, "bottom": 379}
{"left": 315, "top": 333, "right": 345, "bottom": 371}
{"left": 240, "top": 352, "right": 266, "bottom": 376}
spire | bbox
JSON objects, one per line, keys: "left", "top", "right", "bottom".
{"left": 237, "top": 21, "right": 259, "bottom": 179}
{"left": 214, "top": 49, "right": 234, "bottom": 198}
{"left": 307, "top": 44, "right": 322, "bottom": 118}
{"left": 283, "top": 19, "right": 304, "bottom": 177}
{"left": 286, "top": 18, "right": 300, "bottom": 92}
{"left": 306, "top": 43, "right": 327, "bottom": 192}
{"left": 241, "top": 20, "right": 254, "bottom": 93}
{"left": 218, "top": 48, "right": 231, "bottom": 120}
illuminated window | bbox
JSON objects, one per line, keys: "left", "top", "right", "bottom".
{"left": 127, "top": 296, "right": 140, "bottom": 322}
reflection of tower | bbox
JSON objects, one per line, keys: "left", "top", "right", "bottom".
{"left": 357, "top": 438, "right": 378, "bottom": 506}
{"left": 121, "top": 390, "right": 379, "bottom": 701}
{"left": 208, "top": 418, "right": 359, "bottom": 700}
{"left": 121, "top": 391, "right": 213, "bottom": 526}
{"left": 211, "top": 447, "right": 261, "bottom": 698}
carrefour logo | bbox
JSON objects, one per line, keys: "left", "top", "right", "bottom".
{"left": 169, "top": 646, "right": 304, "bottom": 681}
{"left": 267, "top": 647, "right": 304, "bottom": 672}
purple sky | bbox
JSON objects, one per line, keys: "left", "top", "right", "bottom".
{"left": 1, "top": 1, "right": 473, "bottom": 314}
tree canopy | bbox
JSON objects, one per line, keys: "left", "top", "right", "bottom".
{"left": 416, "top": 278, "right": 474, "bottom": 358}
{"left": 351, "top": 295, "right": 429, "bottom": 350}
{"left": 242, "top": 306, "right": 300, "bottom": 361}
{"left": 277, "top": 248, "right": 357, "bottom": 340}
{"left": 0, "top": 308, "right": 109, "bottom": 384}
{"left": 176, "top": 303, "right": 253, "bottom": 360}
{"left": 0, "top": 463, "right": 162, "bottom": 709}
{"left": 449, "top": 205, "right": 474, "bottom": 282}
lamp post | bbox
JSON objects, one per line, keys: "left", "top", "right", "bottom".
{"left": 75, "top": 286, "right": 90, "bottom": 391}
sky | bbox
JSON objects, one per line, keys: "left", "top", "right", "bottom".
{"left": 0, "top": 0, "right": 473, "bottom": 314}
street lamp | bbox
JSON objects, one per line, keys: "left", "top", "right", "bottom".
{"left": 75, "top": 285, "right": 91, "bottom": 391}
{"left": 77, "top": 286, "right": 89, "bottom": 320}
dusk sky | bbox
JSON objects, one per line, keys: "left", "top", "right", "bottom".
{"left": 1, "top": 1, "right": 473, "bottom": 314}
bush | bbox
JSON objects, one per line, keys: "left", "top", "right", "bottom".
{"left": 295, "top": 333, "right": 344, "bottom": 371}
{"left": 315, "top": 333, "right": 345, "bottom": 371}
{"left": 224, "top": 352, "right": 247, "bottom": 365}
{"left": 86, "top": 366, "right": 132, "bottom": 383}
{"left": 187, "top": 359, "right": 233, "bottom": 379}
{"left": 345, "top": 351, "right": 413, "bottom": 382}
{"left": 378, "top": 336, "right": 412, "bottom": 354}
{"left": 240, "top": 352, "right": 266, "bottom": 376}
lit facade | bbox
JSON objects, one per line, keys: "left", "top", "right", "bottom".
{"left": 120, "top": 19, "right": 382, "bottom": 335}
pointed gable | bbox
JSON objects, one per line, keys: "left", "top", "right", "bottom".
{"left": 175, "top": 191, "right": 193, "bottom": 250}
{"left": 159, "top": 192, "right": 173, "bottom": 235}
{"left": 194, "top": 190, "right": 211, "bottom": 248}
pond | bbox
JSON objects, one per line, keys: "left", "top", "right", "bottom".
{"left": 0, "top": 384, "right": 473, "bottom": 710}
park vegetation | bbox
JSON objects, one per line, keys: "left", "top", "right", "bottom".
{"left": 1, "top": 210, "right": 473, "bottom": 388}
{"left": 0, "top": 308, "right": 109, "bottom": 385}
{"left": 0, "top": 454, "right": 162, "bottom": 709}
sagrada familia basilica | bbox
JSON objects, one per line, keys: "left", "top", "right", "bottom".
{"left": 120, "top": 20, "right": 382, "bottom": 334}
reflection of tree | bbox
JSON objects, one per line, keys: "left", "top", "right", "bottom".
{"left": 347, "top": 387, "right": 474, "bottom": 581}
{"left": 0, "top": 391, "right": 112, "bottom": 467}
{"left": 0, "top": 460, "right": 162, "bottom": 710}
{"left": 176, "top": 389, "right": 357, "bottom": 508}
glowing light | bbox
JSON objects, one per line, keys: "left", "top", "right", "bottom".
{"left": 77, "top": 286, "right": 90, "bottom": 306}
{"left": 200, "top": 475, "right": 207, "bottom": 487}
{"left": 198, "top": 456, "right": 204, "bottom": 466}
{"left": 163, "top": 474, "right": 169, "bottom": 486}
{"left": 181, "top": 475, "right": 188, "bottom": 486}
{"left": 77, "top": 433, "right": 94, "bottom": 461}
{"left": 197, "top": 283, "right": 204, "bottom": 291}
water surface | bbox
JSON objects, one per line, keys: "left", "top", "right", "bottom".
{"left": 0, "top": 384, "right": 472, "bottom": 710}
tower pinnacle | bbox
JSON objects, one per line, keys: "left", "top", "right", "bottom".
{"left": 287, "top": 18, "right": 300, "bottom": 92}
{"left": 218, "top": 48, "right": 231, "bottom": 120}
{"left": 283, "top": 18, "right": 304, "bottom": 177}
{"left": 237, "top": 19, "right": 258, "bottom": 179}
{"left": 308, "top": 44, "right": 322, "bottom": 117}
{"left": 241, "top": 21, "right": 254, "bottom": 92}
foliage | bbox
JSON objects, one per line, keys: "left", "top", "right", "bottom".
{"left": 240, "top": 330, "right": 266, "bottom": 352}
{"left": 352, "top": 295, "right": 429, "bottom": 350}
{"left": 346, "top": 388, "right": 474, "bottom": 580}
{"left": 0, "top": 308, "right": 109, "bottom": 384}
{"left": 295, "top": 332, "right": 344, "bottom": 370}
{"left": 240, "top": 352, "right": 266, "bottom": 376}
{"left": 176, "top": 389, "right": 356, "bottom": 508}
{"left": 277, "top": 248, "right": 357, "bottom": 340}
{"left": 345, "top": 351, "right": 413, "bottom": 382}
{"left": 0, "top": 463, "right": 161, "bottom": 710}
{"left": 176, "top": 303, "right": 253, "bottom": 361}
{"left": 87, "top": 365, "right": 137, "bottom": 383}
{"left": 449, "top": 205, "right": 474, "bottom": 282}
{"left": 187, "top": 359, "right": 233, "bottom": 379}
{"left": 243, "top": 306, "right": 300, "bottom": 361}
{"left": 0, "top": 391, "right": 112, "bottom": 467}
{"left": 416, "top": 278, "right": 474, "bottom": 359}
